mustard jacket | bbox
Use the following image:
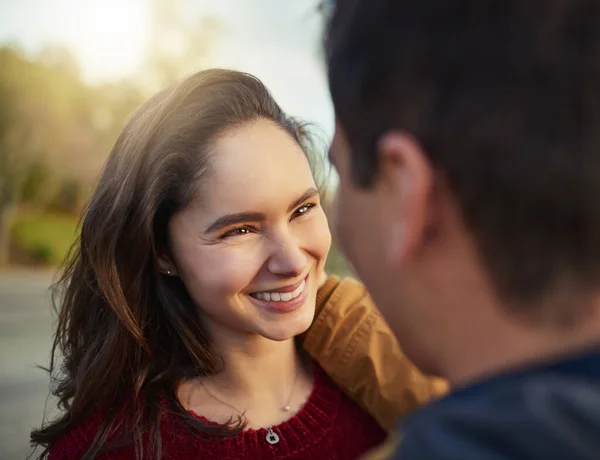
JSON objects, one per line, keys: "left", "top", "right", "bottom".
{"left": 303, "top": 275, "right": 448, "bottom": 433}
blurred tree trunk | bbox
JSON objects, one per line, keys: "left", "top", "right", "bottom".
{"left": 0, "top": 183, "right": 16, "bottom": 266}
{"left": 0, "top": 205, "right": 13, "bottom": 265}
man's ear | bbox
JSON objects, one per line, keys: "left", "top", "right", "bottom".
{"left": 377, "top": 131, "right": 434, "bottom": 267}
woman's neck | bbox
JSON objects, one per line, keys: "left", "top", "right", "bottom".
{"left": 179, "top": 323, "right": 313, "bottom": 428}
{"left": 212, "top": 331, "right": 301, "bottom": 398}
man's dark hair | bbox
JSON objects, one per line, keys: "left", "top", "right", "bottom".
{"left": 326, "top": 0, "right": 600, "bottom": 320}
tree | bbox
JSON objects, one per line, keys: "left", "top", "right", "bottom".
{"left": 0, "top": 48, "right": 46, "bottom": 263}
{"left": 144, "top": 0, "right": 222, "bottom": 91}
{"left": 0, "top": 47, "right": 141, "bottom": 263}
{"left": 0, "top": 1, "right": 222, "bottom": 265}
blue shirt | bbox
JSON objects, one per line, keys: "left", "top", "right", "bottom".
{"left": 394, "top": 349, "right": 600, "bottom": 460}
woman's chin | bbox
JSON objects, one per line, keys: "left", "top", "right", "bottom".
{"left": 260, "top": 311, "right": 315, "bottom": 342}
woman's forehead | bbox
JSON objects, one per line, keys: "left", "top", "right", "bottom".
{"left": 197, "top": 119, "right": 316, "bottom": 213}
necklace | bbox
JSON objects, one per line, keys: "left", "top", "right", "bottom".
{"left": 199, "top": 365, "right": 300, "bottom": 445}
{"left": 282, "top": 367, "right": 298, "bottom": 412}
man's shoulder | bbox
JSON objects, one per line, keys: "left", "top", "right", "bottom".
{"left": 387, "top": 361, "right": 600, "bottom": 460}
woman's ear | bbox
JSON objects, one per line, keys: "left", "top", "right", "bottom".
{"left": 158, "top": 255, "right": 178, "bottom": 276}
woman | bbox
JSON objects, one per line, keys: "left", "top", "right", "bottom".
{"left": 31, "top": 69, "right": 446, "bottom": 459}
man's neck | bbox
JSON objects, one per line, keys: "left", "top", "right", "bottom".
{"left": 442, "top": 308, "right": 600, "bottom": 388}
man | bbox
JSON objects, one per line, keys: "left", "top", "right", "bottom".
{"left": 325, "top": 1, "right": 600, "bottom": 459}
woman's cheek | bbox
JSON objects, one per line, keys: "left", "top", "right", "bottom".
{"left": 187, "top": 243, "right": 266, "bottom": 298}
{"left": 299, "top": 210, "right": 332, "bottom": 260}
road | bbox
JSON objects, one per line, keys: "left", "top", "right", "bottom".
{"left": 0, "top": 271, "right": 56, "bottom": 460}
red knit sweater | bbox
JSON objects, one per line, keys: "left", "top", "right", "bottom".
{"left": 49, "top": 364, "right": 386, "bottom": 459}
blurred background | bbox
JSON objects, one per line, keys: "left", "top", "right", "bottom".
{"left": 0, "top": 1, "right": 348, "bottom": 458}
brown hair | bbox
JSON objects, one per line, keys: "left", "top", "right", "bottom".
{"left": 326, "top": 0, "right": 600, "bottom": 321}
{"left": 30, "top": 69, "right": 325, "bottom": 459}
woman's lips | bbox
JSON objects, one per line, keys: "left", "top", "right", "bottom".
{"left": 249, "top": 274, "right": 310, "bottom": 313}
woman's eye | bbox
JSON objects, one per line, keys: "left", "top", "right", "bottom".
{"left": 292, "top": 203, "right": 316, "bottom": 219}
{"left": 222, "top": 226, "right": 253, "bottom": 238}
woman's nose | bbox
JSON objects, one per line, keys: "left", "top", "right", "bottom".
{"left": 267, "top": 236, "right": 307, "bottom": 277}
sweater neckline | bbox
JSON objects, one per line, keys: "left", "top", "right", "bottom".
{"left": 185, "top": 362, "right": 341, "bottom": 458}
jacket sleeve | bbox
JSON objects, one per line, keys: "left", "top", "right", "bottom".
{"left": 302, "top": 275, "right": 448, "bottom": 431}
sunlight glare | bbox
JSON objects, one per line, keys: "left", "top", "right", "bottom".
{"left": 60, "top": 0, "right": 150, "bottom": 82}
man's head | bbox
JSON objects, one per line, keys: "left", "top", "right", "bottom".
{"left": 327, "top": 0, "right": 600, "bottom": 380}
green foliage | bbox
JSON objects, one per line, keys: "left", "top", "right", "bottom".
{"left": 0, "top": 46, "right": 146, "bottom": 206}
{"left": 30, "top": 242, "right": 54, "bottom": 264}
{"left": 10, "top": 213, "right": 78, "bottom": 265}
{"left": 47, "top": 179, "right": 85, "bottom": 214}
{"left": 325, "top": 242, "right": 353, "bottom": 278}
{"left": 0, "top": 45, "right": 145, "bottom": 263}
{"left": 0, "top": 5, "right": 223, "bottom": 265}
{"left": 19, "top": 161, "right": 51, "bottom": 205}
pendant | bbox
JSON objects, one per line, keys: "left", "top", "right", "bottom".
{"left": 266, "top": 428, "right": 280, "bottom": 445}
{"left": 283, "top": 405, "right": 291, "bottom": 412}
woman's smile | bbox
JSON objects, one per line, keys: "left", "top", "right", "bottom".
{"left": 248, "top": 272, "right": 311, "bottom": 313}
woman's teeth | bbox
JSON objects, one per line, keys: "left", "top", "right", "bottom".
{"left": 251, "top": 280, "right": 305, "bottom": 302}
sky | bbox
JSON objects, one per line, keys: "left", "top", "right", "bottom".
{"left": 0, "top": 0, "right": 334, "bottom": 138}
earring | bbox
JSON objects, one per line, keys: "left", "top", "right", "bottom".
{"left": 166, "top": 269, "right": 172, "bottom": 276}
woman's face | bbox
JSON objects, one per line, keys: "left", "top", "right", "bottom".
{"left": 166, "top": 118, "right": 331, "bottom": 342}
